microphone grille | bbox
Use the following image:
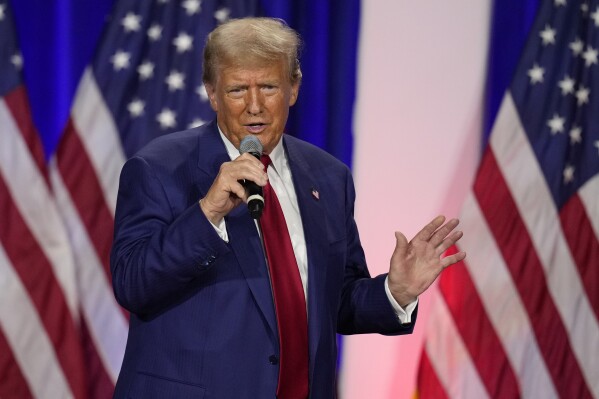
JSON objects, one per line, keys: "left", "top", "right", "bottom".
{"left": 239, "top": 135, "right": 263, "bottom": 155}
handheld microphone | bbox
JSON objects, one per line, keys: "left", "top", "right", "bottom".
{"left": 239, "top": 135, "right": 264, "bottom": 219}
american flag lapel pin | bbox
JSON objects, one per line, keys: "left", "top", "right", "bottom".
{"left": 311, "top": 188, "right": 319, "bottom": 200}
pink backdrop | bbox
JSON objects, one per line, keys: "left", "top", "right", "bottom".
{"left": 339, "top": 1, "right": 491, "bottom": 398}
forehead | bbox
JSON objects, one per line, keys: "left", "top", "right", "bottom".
{"left": 216, "top": 58, "right": 289, "bottom": 83}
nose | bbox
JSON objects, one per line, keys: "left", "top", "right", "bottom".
{"left": 246, "top": 88, "right": 263, "bottom": 115}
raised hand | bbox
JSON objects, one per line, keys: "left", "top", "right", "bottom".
{"left": 387, "top": 215, "right": 466, "bottom": 307}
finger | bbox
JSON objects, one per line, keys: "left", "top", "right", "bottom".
{"left": 430, "top": 218, "right": 460, "bottom": 247}
{"left": 223, "top": 159, "right": 268, "bottom": 186}
{"left": 414, "top": 215, "right": 446, "bottom": 241}
{"left": 440, "top": 250, "right": 466, "bottom": 268}
{"left": 435, "top": 230, "right": 463, "bottom": 256}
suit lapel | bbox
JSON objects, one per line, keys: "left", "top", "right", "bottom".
{"left": 284, "top": 137, "right": 329, "bottom": 380}
{"left": 195, "top": 122, "right": 278, "bottom": 338}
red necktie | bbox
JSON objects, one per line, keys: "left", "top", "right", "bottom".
{"left": 259, "top": 155, "right": 309, "bottom": 399}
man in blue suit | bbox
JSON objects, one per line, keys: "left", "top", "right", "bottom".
{"left": 111, "top": 17, "right": 465, "bottom": 398}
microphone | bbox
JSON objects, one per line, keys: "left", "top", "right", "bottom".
{"left": 239, "top": 135, "right": 264, "bottom": 219}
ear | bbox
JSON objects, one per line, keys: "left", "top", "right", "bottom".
{"left": 288, "top": 81, "right": 300, "bottom": 106}
{"left": 204, "top": 83, "right": 218, "bottom": 112}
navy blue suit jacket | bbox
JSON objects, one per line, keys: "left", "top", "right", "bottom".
{"left": 110, "top": 121, "right": 417, "bottom": 398}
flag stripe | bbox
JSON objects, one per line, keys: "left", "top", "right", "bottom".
{"left": 2, "top": 86, "right": 46, "bottom": 182}
{"left": 0, "top": 327, "right": 34, "bottom": 399}
{"left": 416, "top": 351, "right": 449, "bottom": 399}
{"left": 70, "top": 68, "right": 126, "bottom": 216}
{"left": 490, "top": 94, "right": 599, "bottom": 395}
{"left": 579, "top": 175, "right": 599, "bottom": 239}
{"left": 0, "top": 175, "right": 87, "bottom": 399}
{"left": 50, "top": 166, "right": 128, "bottom": 382}
{"left": 80, "top": 318, "right": 116, "bottom": 398}
{"left": 56, "top": 122, "right": 115, "bottom": 283}
{"left": 424, "top": 293, "right": 489, "bottom": 399}
{"left": 0, "top": 92, "right": 78, "bottom": 316}
{"left": 0, "top": 244, "right": 73, "bottom": 399}
{"left": 474, "top": 148, "right": 592, "bottom": 398}
{"left": 559, "top": 194, "right": 599, "bottom": 321}
{"left": 438, "top": 253, "right": 521, "bottom": 398}
{"left": 460, "top": 192, "right": 558, "bottom": 399}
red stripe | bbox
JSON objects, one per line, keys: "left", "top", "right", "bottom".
{"left": 3, "top": 86, "right": 48, "bottom": 184}
{"left": 559, "top": 194, "right": 599, "bottom": 321}
{"left": 0, "top": 327, "right": 34, "bottom": 399}
{"left": 0, "top": 176, "right": 86, "bottom": 399}
{"left": 80, "top": 317, "right": 115, "bottom": 398}
{"left": 55, "top": 120, "right": 114, "bottom": 284}
{"left": 416, "top": 350, "right": 449, "bottom": 399}
{"left": 439, "top": 247, "right": 521, "bottom": 398}
{"left": 474, "top": 149, "right": 592, "bottom": 398}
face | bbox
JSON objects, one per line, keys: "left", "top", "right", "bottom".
{"left": 205, "top": 60, "right": 299, "bottom": 154}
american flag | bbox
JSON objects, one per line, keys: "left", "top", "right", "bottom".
{"left": 417, "top": 0, "right": 599, "bottom": 398}
{"left": 1, "top": 0, "right": 260, "bottom": 397}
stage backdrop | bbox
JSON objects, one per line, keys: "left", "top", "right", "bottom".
{"left": 341, "top": 1, "right": 491, "bottom": 398}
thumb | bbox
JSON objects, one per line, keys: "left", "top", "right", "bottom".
{"left": 392, "top": 231, "right": 409, "bottom": 260}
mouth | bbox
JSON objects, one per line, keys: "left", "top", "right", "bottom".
{"left": 244, "top": 123, "right": 267, "bottom": 133}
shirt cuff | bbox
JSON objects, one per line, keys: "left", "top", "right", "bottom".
{"left": 385, "top": 276, "right": 418, "bottom": 324}
{"left": 210, "top": 217, "right": 229, "bottom": 242}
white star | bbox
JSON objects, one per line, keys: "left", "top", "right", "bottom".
{"left": 188, "top": 118, "right": 206, "bottom": 129}
{"left": 569, "top": 126, "right": 582, "bottom": 144}
{"left": 137, "top": 61, "right": 154, "bottom": 80}
{"left": 581, "top": 3, "right": 589, "bottom": 14}
{"left": 563, "top": 164, "right": 575, "bottom": 183}
{"left": 196, "top": 85, "right": 209, "bottom": 101}
{"left": 554, "top": 0, "right": 566, "bottom": 5}
{"left": 157, "top": 108, "right": 176, "bottom": 129}
{"left": 582, "top": 45, "right": 598, "bottom": 67}
{"left": 570, "top": 38, "right": 584, "bottom": 56}
{"left": 0, "top": 4, "right": 5, "bottom": 20}
{"left": 110, "top": 50, "right": 131, "bottom": 70}
{"left": 214, "top": 7, "right": 230, "bottom": 23}
{"left": 147, "top": 24, "right": 162, "bottom": 41}
{"left": 539, "top": 25, "right": 556, "bottom": 45}
{"left": 591, "top": 6, "right": 599, "bottom": 26}
{"left": 121, "top": 12, "right": 142, "bottom": 33}
{"left": 594, "top": 141, "right": 599, "bottom": 155}
{"left": 576, "top": 85, "right": 590, "bottom": 105}
{"left": 558, "top": 75, "right": 575, "bottom": 95}
{"left": 528, "top": 64, "right": 545, "bottom": 84}
{"left": 182, "top": 0, "right": 201, "bottom": 15}
{"left": 173, "top": 32, "right": 193, "bottom": 53}
{"left": 547, "top": 114, "right": 565, "bottom": 134}
{"left": 11, "top": 53, "right": 23, "bottom": 70}
{"left": 127, "top": 99, "right": 145, "bottom": 117}
{"left": 165, "top": 70, "right": 185, "bottom": 91}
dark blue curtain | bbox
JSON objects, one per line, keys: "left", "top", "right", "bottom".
{"left": 10, "top": 0, "right": 359, "bottom": 168}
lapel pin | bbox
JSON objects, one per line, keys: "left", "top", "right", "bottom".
{"left": 311, "top": 188, "right": 320, "bottom": 200}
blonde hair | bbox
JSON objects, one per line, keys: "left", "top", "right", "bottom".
{"left": 202, "top": 17, "right": 302, "bottom": 85}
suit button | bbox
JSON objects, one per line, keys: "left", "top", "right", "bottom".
{"left": 269, "top": 355, "right": 279, "bottom": 365}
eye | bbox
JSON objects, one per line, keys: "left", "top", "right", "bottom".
{"left": 226, "top": 88, "right": 246, "bottom": 99}
{"left": 261, "top": 85, "right": 278, "bottom": 95}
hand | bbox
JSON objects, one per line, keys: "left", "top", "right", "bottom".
{"left": 387, "top": 215, "right": 466, "bottom": 307}
{"left": 199, "top": 153, "right": 268, "bottom": 225}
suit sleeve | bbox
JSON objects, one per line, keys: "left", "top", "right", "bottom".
{"left": 336, "top": 167, "right": 417, "bottom": 336}
{"left": 110, "top": 155, "right": 230, "bottom": 316}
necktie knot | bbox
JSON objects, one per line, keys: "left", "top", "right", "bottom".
{"left": 261, "top": 154, "right": 271, "bottom": 169}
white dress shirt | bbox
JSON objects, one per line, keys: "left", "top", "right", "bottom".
{"left": 211, "top": 130, "right": 417, "bottom": 324}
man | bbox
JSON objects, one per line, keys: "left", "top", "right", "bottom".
{"left": 111, "top": 17, "right": 465, "bottom": 398}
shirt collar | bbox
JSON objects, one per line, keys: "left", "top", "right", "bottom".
{"left": 218, "top": 127, "right": 286, "bottom": 173}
